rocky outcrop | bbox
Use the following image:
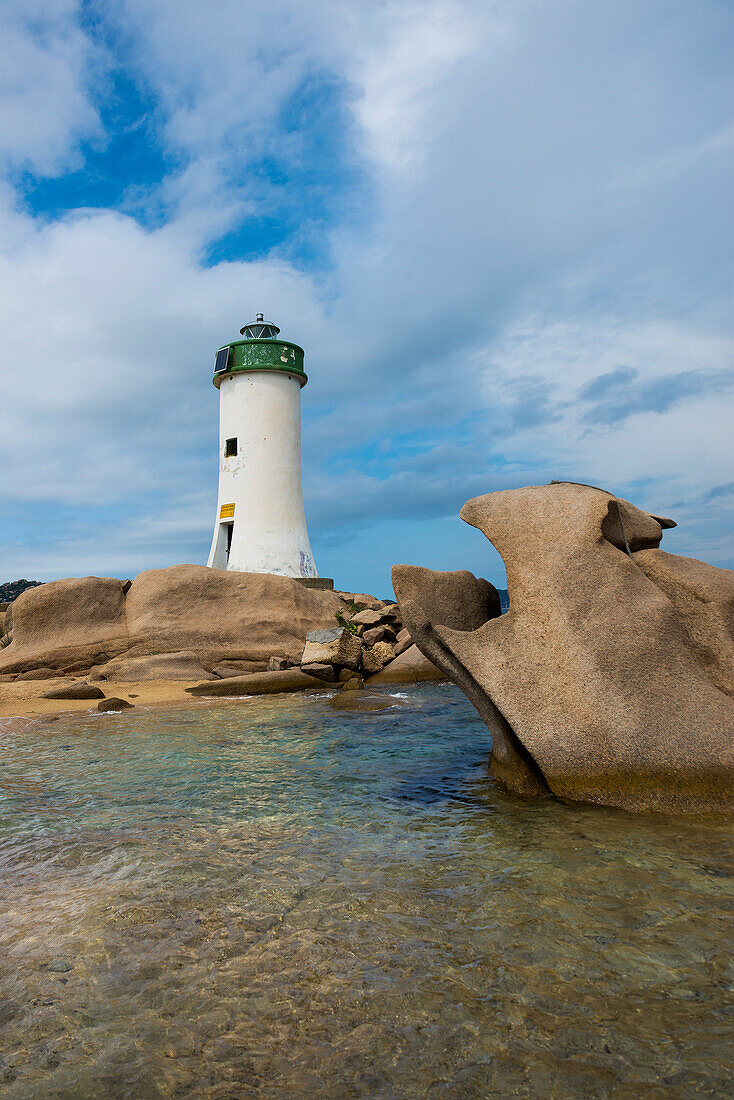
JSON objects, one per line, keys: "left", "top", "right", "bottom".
{"left": 124, "top": 566, "right": 342, "bottom": 662}
{"left": 1, "top": 576, "right": 129, "bottom": 673}
{"left": 393, "top": 482, "right": 734, "bottom": 815}
{"left": 0, "top": 565, "right": 342, "bottom": 677}
{"left": 1, "top": 561, "right": 459, "bottom": 697}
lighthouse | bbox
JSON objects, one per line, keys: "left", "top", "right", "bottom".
{"left": 206, "top": 314, "right": 320, "bottom": 581}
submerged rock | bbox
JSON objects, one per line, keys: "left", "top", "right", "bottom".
{"left": 393, "top": 482, "right": 734, "bottom": 815}
{"left": 329, "top": 691, "right": 403, "bottom": 713}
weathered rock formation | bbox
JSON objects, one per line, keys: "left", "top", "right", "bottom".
{"left": 393, "top": 482, "right": 734, "bottom": 815}
{"left": 0, "top": 562, "right": 443, "bottom": 696}
{"left": 0, "top": 565, "right": 342, "bottom": 678}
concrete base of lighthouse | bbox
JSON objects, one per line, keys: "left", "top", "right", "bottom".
{"left": 295, "top": 577, "right": 334, "bottom": 591}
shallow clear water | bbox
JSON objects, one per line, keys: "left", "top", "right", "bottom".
{"left": 0, "top": 684, "right": 731, "bottom": 1099}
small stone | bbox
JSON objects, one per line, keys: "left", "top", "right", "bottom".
{"left": 267, "top": 656, "right": 293, "bottom": 672}
{"left": 393, "top": 627, "right": 413, "bottom": 656}
{"left": 337, "top": 593, "right": 383, "bottom": 611}
{"left": 362, "top": 641, "right": 396, "bottom": 675}
{"left": 351, "top": 608, "right": 382, "bottom": 629}
{"left": 300, "top": 663, "right": 337, "bottom": 683}
{"left": 97, "top": 697, "right": 133, "bottom": 712}
{"left": 340, "top": 675, "right": 364, "bottom": 691}
{"left": 46, "top": 959, "right": 72, "bottom": 973}
{"left": 362, "top": 624, "right": 397, "bottom": 646}
{"left": 378, "top": 603, "right": 401, "bottom": 621}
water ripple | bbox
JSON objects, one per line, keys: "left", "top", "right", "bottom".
{"left": 0, "top": 684, "right": 730, "bottom": 1098}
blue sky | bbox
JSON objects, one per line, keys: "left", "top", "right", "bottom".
{"left": 1, "top": 0, "right": 733, "bottom": 595}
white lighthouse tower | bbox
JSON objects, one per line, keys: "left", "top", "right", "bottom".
{"left": 206, "top": 314, "right": 321, "bottom": 581}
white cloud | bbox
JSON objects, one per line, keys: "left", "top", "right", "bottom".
{"left": 0, "top": 0, "right": 102, "bottom": 175}
{"left": 1, "top": 0, "right": 733, "bottom": 588}
{"left": 346, "top": 1, "right": 485, "bottom": 174}
{"left": 0, "top": 204, "right": 326, "bottom": 508}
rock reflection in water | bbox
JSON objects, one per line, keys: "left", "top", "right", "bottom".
{"left": 0, "top": 684, "right": 730, "bottom": 1098}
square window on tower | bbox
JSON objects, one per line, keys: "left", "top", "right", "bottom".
{"left": 225, "top": 437, "right": 238, "bottom": 457}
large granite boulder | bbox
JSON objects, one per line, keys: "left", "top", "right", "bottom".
{"left": 124, "top": 566, "right": 342, "bottom": 662}
{"left": 393, "top": 482, "right": 734, "bottom": 815}
{"left": 633, "top": 548, "right": 734, "bottom": 699}
{"left": 0, "top": 576, "right": 129, "bottom": 674}
{"left": 0, "top": 565, "right": 343, "bottom": 675}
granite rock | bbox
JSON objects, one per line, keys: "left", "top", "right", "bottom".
{"left": 97, "top": 697, "right": 133, "bottom": 712}
{"left": 393, "top": 482, "right": 734, "bottom": 815}
{"left": 366, "top": 644, "right": 446, "bottom": 685}
{"left": 0, "top": 565, "right": 342, "bottom": 675}
{"left": 362, "top": 641, "right": 396, "bottom": 675}
{"left": 300, "top": 626, "right": 362, "bottom": 672}
{"left": 41, "top": 681, "right": 106, "bottom": 700}
{"left": 185, "top": 669, "right": 325, "bottom": 696}
{"left": 300, "top": 662, "right": 338, "bottom": 683}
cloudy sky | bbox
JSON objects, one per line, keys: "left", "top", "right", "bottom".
{"left": 1, "top": 0, "right": 732, "bottom": 594}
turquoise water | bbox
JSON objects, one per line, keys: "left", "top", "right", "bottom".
{"left": 0, "top": 683, "right": 731, "bottom": 1098}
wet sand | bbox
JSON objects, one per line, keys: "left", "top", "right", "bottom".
{"left": 0, "top": 678, "right": 218, "bottom": 722}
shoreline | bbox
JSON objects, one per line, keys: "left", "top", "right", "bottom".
{"left": 0, "top": 674, "right": 418, "bottom": 729}
{"left": 0, "top": 677, "right": 207, "bottom": 722}
{"left": 0, "top": 677, "right": 329, "bottom": 728}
